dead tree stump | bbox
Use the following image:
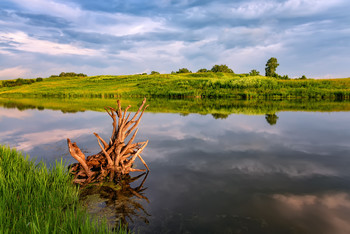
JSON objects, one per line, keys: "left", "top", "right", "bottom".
{"left": 67, "top": 98, "right": 149, "bottom": 185}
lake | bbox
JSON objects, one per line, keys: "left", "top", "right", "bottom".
{"left": 1, "top": 99, "right": 350, "bottom": 234}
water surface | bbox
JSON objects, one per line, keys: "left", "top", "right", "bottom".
{"left": 1, "top": 103, "right": 350, "bottom": 233}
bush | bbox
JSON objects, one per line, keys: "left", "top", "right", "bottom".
{"left": 176, "top": 68, "right": 192, "bottom": 73}
{"left": 249, "top": 69, "right": 260, "bottom": 76}
{"left": 151, "top": 71, "right": 160, "bottom": 75}
{"left": 197, "top": 68, "right": 209, "bottom": 73}
{"left": 58, "top": 72, "right": 87, "bottom": 77}
{"left": 211, "top": 64, "right": 234, "bottom": 73}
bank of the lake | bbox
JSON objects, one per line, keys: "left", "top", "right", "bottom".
{"left": 1, "top": 96, "right": 350, "bottom": 117}
{"left": 0, "top": 145, "right": 126, "bottom": 233}
{"left": 1, "top": 73, "right": 350, "bottom": 100}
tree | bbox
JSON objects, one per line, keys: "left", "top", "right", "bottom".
{"left": 249, "top": 69, "right": 260, "bottom": 76}
{"left": 211, "top": 64, "right": 234, "bottom": 73}
{"left": 197, "top": 68, "right": 209, "bottom": 73}
{"left": 176, "top": 68, "right": 192, "bottom": 73}
{"left": 150, "top": 71, "right": 160, "bottom": 75}
{"left": 265, "top": 57, "right": 279, "bottom": 77}
{"left": 299, "top": 75, "right": 307, "bottom": 80}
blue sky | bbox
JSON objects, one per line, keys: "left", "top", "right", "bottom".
{"left": 0, "top": 0, "right": 349, "bottom": 80}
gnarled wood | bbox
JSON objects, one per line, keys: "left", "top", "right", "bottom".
{"left": 67, "top": 98, "right": 149, "bottom": 185}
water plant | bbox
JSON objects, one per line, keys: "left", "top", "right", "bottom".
{"left": 0, "top": 145, "right": 128, "bottom": 233}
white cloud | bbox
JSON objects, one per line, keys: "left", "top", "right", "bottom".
{"left": 77, "top": 12, "right": 165, "bottom": 37}
{"left": 0, "top": 66, "right": 31, "bottom": 80}
{"left": 10, "top": 0, "right": 82, "bottom": 21}
{"left": 230, "top": 0, "right": 344, "bottom": 19}
{"left": 0, "top": 32, "right": 100, "bottom": 56}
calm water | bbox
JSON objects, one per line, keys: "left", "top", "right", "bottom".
{"left": 1, "top": 105, "right": 350, "bottom": 234}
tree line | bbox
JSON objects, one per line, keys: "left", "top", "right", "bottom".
{"left": 150, "top": 57, "right": 306, "bottom": 79}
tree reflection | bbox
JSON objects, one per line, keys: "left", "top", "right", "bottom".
{"left": 265, "top": 113, "right": 279, "bottom": 125}
{"left": 79, "top": 172, "right": 150, "bottom": 231}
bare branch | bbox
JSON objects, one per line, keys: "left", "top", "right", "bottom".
{"left": 93, "top": 133, "right": 108, "bottom": 149}
{"left": 67, "top": 139, "right": 92, "bottom": 177}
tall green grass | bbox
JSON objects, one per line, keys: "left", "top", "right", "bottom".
{"left": 0, "top": 145, "right": 127, "bottom": 233}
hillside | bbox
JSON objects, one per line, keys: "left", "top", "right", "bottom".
{"left": 1, "top": 73, "right": 350, "bottom": 100}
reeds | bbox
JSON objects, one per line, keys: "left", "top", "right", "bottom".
{"left": 0, "top": 145, "right": 128, "bottom": 233}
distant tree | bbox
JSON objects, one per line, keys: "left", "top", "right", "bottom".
{"left": 299, "top": 75, "right": 307, "bottom": 80}
{"left": 197, "top": 68, "right": 209, "bottom": 73}
{"left": 141, "top": 73, "right": 147, "bottom": 75}
{"left": 150, "top": 71, "right": 160, "bottom": 75}
{"left": 176, "top": 68, "right": 192, "bottom": 73}
{"left": 36, "top": 77, "right": 43, "bottom": 82}
{"left": 265, "top": 113, "right": 279, "bottom": 125}
{"left": 265, "top": 57, "right": 279, "bottom": 77}
{"left": 57, "top": 72, "right": 87, "bottom": 77}
{"left": 211, "top": 64, "right": 234, "bottom": 73}
{"left": 249, "top": 69, "right": 260, "bottom": 76}
{"left": 272, "top": 73, "right": 290, "bottom": 80}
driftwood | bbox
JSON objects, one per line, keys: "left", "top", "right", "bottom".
{"left": 67, "top": 98, "right": 149, "bottom": 185}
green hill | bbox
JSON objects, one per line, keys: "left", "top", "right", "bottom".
{"left": 1, "top": 73, "right": 350, "bottom": 100}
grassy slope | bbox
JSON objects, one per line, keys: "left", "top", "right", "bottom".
{"left": 1, "top": 73, "right": 350, "bottom": 99}
{"left": 0, "top": 145, "right": 126, "bottom": 233}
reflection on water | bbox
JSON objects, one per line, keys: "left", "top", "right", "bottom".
{"left": 1, "top": 101, "right": 350, "bottom": 233}
{"left": 265, "top": 113, "right": 279, "bottom": 125}
{"left": 80, "top": 173, "right": 150, "bottom": 231}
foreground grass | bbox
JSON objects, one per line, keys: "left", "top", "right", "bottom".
{"left": 0, "top": 145, "right": 126, "bottom": 233}
{"left": 1, "top": 73, "right": 350, "bottom": 100}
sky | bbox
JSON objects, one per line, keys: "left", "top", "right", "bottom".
{"left": 0, "top": 0, "right": 349, "bottom": 80}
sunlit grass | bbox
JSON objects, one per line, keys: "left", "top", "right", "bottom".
{"left": 2, "top": 73, "right": 350, "bottom": 100}
{"left": 0, "top": 145, "right": 128, "bottom": 233}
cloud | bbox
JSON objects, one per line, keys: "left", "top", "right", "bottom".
{"left": 0, "top": 32, "right": 100, "bottom": 56}
{"left": 0, "top": 66, "right": 31, "bottom": 79}
{"left": 0, "top": 0, "right": 349, "bottom": 78}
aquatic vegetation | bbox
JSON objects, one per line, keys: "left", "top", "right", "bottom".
{"left": 0, "top": 145, "right": 128, "bottom": 233}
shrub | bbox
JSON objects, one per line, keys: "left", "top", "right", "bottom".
{"left": 176, "top": 68, "right": 192, "bottom": 73}
{"left": 211, "top": 64, "right": 234, "bottom": 73}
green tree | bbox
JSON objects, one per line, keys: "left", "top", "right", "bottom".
{"left": 265, "top": 57, "right": 279, "bottom": 77}
{"left": 211, "top": 64, "right": 234, "bottom": 73}
{"left": 249, "top": 69, "right": 260, "bottom": 76}
{"left": 176, "top": 68, "right": 192, "bottom": 73}
{"left": 150, "top": 71, "right": 160, "bottom": 75}
{"left": 197, "top": 68, "right": 209, "bottom": 73}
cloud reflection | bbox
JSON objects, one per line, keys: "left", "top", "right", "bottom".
{"left": 273, "top": 193, "right": 350, "bottom": 234}
{"left": 0, "top": 108, "right": 32, "bottom": 119}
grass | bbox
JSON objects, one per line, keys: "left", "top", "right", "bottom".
{"left": 0, "top": 145, "right": 128, "bottom": 233}
{"left": 1, "top": 73, "right": 350, "bottom": 100}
